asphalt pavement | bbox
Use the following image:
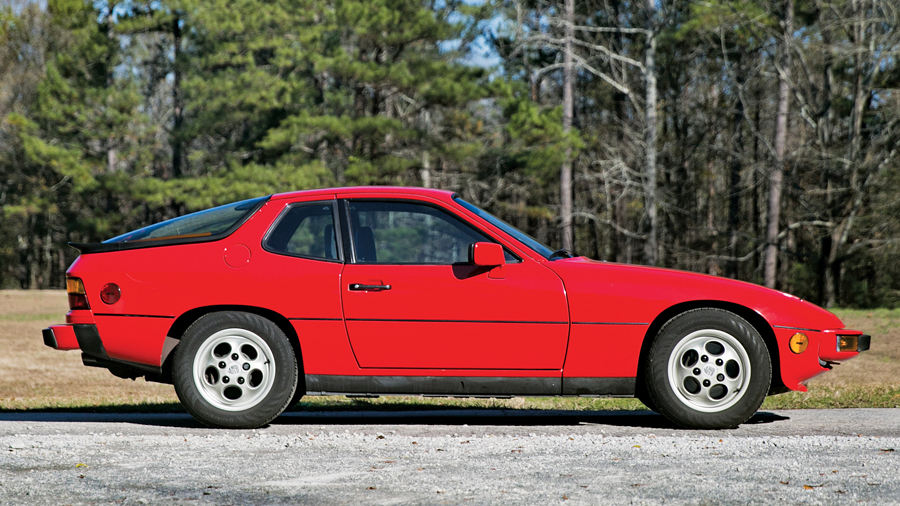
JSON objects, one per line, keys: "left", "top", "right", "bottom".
{"left": 2, "top": 408, "right": 899, "bottom": 505}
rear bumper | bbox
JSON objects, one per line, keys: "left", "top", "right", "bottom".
{"left": 43, "top": 324, "right": 101, "bottom": 352}
{"left": 42, "top": 323, "right": 166, "bottom": 381}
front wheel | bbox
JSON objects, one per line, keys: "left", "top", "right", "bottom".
{"left": 173, "top": 312, "right": 298, "bottom": 429}
{"left": 644, "top": 308, "right": 771, "bottom": 429}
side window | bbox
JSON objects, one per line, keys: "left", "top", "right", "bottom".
{"left": 347, "top": 201, "right": 517, "bottom": 264}
{"left": 264, "top": 202, "right": 339, "bottom": 260}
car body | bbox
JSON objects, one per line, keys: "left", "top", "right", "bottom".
{"left": 43, "top": 186, "right": 870, "bottom": 429}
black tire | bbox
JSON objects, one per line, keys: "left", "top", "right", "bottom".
{"left": 644, "top": 308, "right": 771, "bottom": 429}
{"left": 635, "top": 383, "right": 658, "bottom": 412}
{"left": 285, "top": 372, "right": 307, "bottom": 411}
{"left": 173, "top": 312, "right": 298, "bottom": 429}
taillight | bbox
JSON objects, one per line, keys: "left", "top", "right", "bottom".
{"left": 67, "top": 278, "right": 90, "bottom": 310}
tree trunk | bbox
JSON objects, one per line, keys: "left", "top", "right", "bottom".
{"left": 421, "top": 150, "right": 431, "bottom": 189}
{"left": 172, "top": 16, "right": 184, "bottom": 179}
{"left": 751, "top": 86, "right": 762, "bottom": 279}
{"left": 106, "top": 2, "right": 116, "bottom": 173}
{"left": 728, "top": 62, "right": 744, "bottom": 279}
{"left": 560, "top": 0, "right": 574, "bottom": 252}
{"left": 764, "top": 0, "right": 793, "bottom": 288}
{"left": 824, "top": 0, "right": 868, "bottom": 307}
{"left": 642, "top": 4, "right": 659, "bottom": 266}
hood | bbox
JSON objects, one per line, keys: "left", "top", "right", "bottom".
{"left": 547, "top": 257, "right": 844, "bottom": 331}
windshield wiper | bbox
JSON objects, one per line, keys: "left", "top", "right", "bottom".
{"left": 548, "top": 249, "right": 574, "bottom": 260}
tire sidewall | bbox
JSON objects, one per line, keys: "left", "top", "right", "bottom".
{"left": 646, "top": 309, "right": 771, "bottom": 429}
{"left": 173, "top": 312, "right": 297, "bottom": 429}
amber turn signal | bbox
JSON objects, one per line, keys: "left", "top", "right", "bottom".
{"left": 838, "top": 335, "right": 858, "bottom": 352}
{"left": 66, "top": 277, "right": 90, "bottom": 310}
{"left": 789, "top": 333, "right": 809, "bottom": 354}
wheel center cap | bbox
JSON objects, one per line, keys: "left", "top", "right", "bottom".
{"left": 227, "top": 365, "right": 239, "bottom": 375}
{"left": 703, "top": 365, "right": 716, "bottom": 377}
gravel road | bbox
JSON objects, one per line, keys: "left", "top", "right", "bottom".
{"left": 2, "top": 409, "right": 899, "bottom": 505}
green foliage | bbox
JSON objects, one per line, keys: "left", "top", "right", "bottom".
{"left": 135, "top": 161, "right": 333, "bottom": 211}
{"left": 2, "top": 0, "right": 900, "bottom": 311}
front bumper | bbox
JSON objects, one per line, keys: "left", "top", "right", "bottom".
{"left": 859, "top": 334, "right": 871, "bottom": 352}
{"left": 775, "top": 327, "right": 870, "bottom": 392}
{"left": 819, "top": 330, "right": 871, "bottom": 361}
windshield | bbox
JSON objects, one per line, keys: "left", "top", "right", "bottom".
{"left": 104, "top": 196, "right": 268, "bottom": 244}
{"left": 453, "top": 196, "right": 556, "bottom": 259}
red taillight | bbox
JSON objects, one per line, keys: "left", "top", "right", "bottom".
{"left": 100, "top": 283, "right": 120, "bottom": 305}
{"left": 67, "top": 278, "right": 90, "bottom": 310}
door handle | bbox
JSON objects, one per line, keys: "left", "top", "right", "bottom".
{"left": 349, "top": 283, "right": 391, "bottom": 291}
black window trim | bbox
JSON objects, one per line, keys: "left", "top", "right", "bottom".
{"left": 340, "top": 197, "right": 522, "bottom": 266}
{"left": 261, "top": 199, "right": 344, "bottom": 263}
{"left": 69, "top": 196, "right": 271, "bottom": 254}
{"left": 451, "top": 193, "right": 556, "bottom": 260}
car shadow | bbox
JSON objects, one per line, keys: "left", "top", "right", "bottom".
{"left": 274, "top": 409, "right": 789, "bottom": 429}
{"left": 0, "top": 408, "right": 789, "bottom": 430}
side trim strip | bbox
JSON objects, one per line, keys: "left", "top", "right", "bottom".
{"left": 305, "top": 375, "right": 561, "bottom": 396}
{"left": 774, "top": 325, "right": 821, "bottom": 332}
{"left": 288, "top": 317, "right": 343, "bottom": 322}
{"left": 572, "top": 322, "right": 649, "bottom": 326}
{"left": 562, "top": 377, "right": 635, "bottom": 396}
{"left": 345, "top": 318, "right": 568, "bottom": 325}
{"left": 94, "top": 313, "right": 175, "bottom": 319}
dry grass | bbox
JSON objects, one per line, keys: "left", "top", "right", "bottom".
{"left": 0, "top": 290, "right": 897, "bottom": 412}
{"left": 0, "top": 290, "right": 177, "bottom": 410}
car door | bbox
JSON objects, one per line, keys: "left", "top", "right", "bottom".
{"left": 339, "top": 197, "right": 570, "bottom": 370}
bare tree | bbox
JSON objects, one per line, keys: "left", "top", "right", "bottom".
{"left": 560, "top": 0, "right": 575, "bottom": 251}
{"left": 642, "top": 0, "right": 659, "bottom": 265}
{"left": 764, "top": 0, "right": 793, "bottom": 288}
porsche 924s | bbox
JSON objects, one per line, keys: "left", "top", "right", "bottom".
{"left": 42, "top": 187, "right": 870, "bottom": 429}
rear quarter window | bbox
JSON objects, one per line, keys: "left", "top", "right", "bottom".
{"left": 263, "top": 202, "right": 339, "bottom": 261}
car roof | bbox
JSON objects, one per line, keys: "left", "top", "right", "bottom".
{"left": 270, "top": 186, "right": 456, "bottom": 202}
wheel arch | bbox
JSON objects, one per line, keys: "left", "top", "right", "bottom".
{"left": 166, "top": 305, "right": 305, "bottom": 392}
{"left": 635, "top": 300, "right": 785, "bottom": 396}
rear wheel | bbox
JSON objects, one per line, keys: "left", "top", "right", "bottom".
{"left": 173, "top": 312, "right": 298, "bottom": 429}
{"left": 644, "top": 308, "right": 770, "bottom": 429}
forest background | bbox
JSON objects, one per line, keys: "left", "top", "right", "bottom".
{"left": 2, "top": 0, "right": 899, "bottom": 309}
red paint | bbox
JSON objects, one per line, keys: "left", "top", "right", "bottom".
{"left": 94, "top": 315, "right": 173, "bottom": 365}
{"left": 224, "top": 244, "right": 251, "bottom": 268}
{"left": 66, "top": 310, "right": 95, "bottom": 324}
{"left": 562, "top": 324, "right": 646, "bottom": 378}
{"left": 47, "top": 325, "right": 79, "bottom": 350}
{"left": 341, "top": 262, "right": 568, "bottom": 370}
{"left": 44, "top": 186, "right": 866, "bottom": 397}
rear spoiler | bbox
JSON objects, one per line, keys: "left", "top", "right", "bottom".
{"left": 68, "top": 242, "right": 128, "bottom": 254}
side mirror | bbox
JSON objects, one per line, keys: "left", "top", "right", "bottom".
{"left": 469, "top": 242, "right": 505, "bottom": 267}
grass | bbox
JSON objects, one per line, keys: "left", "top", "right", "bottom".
{"left": 1, "top": 290, "right": 897, "bottom": 413}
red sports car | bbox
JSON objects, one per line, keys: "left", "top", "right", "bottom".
{"left": 43, "top": 187, "right": 869, "bottom": 429}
